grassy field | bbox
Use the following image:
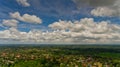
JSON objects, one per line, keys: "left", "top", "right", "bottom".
{"left": 0, "top": 45, "right": 120, "bottom": 67}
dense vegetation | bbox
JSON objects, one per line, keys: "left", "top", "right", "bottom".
{"left": 0, "top": 45, "right": 120, "bottom": 67}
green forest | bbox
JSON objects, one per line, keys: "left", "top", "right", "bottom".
{"left": 0, "top": 45, "right": 120, "bottom": 67}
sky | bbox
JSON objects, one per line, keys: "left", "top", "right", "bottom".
{"left": 0, "top": 0, "right": 120, "bottom": 44}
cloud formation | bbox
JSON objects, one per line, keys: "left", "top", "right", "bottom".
{"left": 2, "top": 19, "right": 19, "bottom": 27}
{"left": 72, "top": 0, "right": 116, "bottom": 7}
{"left": 91, "top": 7, "right": 116, "bottom": 17}
{"left": 0, "top": 18, "right": 120, "bottom": 44}
{"left": 49, "top": 20, "right": 73, "bottom": 30}
{"left": 72, "top": 0, "right": 120, "bottom": 17}
{"left": 16, "top": 0, "right": 30, "bottom": 7}
{"left": 10, "top": 12, "right": 42, "bottom": 24}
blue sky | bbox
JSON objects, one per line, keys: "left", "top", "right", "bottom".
{"left": 0, "top": 0, "right": 120, "bottom": 44}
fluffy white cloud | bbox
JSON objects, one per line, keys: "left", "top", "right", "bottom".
{"left": 91, "top": 7, "right": 116, "bottom": 17}
{"left": 49, "top": 18, "right": 120, "bottom": 43}
{"left": 72, "top": 0, "right": 120, "bottom": 17}
{"left": 10, "top": 12, "right": 42, "bottom": 24}
{"left": 89, "top": 0, "right": 120, "bottom": 17}
{"left": 16, "top": 0, "right": 30, "bottom": 7}
{"left": 0, "top": 30, "right": 11, "bottom": 39}
{"left": 0, "top": 18, "right": 120, "bottom": 44}
{"left": 49, "top": 20, "right": 73, "bottom": 30}
{"left": 2, "top": 19, "right": 19, "bottom": 27}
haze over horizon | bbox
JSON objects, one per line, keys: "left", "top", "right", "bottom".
{"left": 0, "top": 0, "right": 120, "bottom": 44}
